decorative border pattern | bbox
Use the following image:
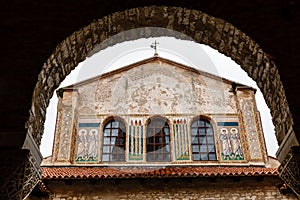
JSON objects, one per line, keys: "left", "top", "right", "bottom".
{"left": 239, "top": 99, "right": 262, "bottom": 160}
{"left": 52, "top": 109, "right": 62, "bottom": 162}
{"left": 54, "top": 113, "right": 265, "bottom": 166}
{"left": 57, "top": 107, "right": 73, "bottom": 161}
{"left": 70, "top": 115, "right": 78, "bottom": 163}
{"left": 173, "top": 118, "right": 190, "bottom": 161}
{"left": 128, "top": 119, "right": 144, "bottom": 161}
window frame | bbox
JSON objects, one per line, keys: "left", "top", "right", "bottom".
{"left": 146, "top": 117, "right": 171, "bottom": 162}
{"left": 190, "top": 118, "right": 217, "bottom": 161}
{"left": 101, "top": 118, "right": 127, "bottom": 162}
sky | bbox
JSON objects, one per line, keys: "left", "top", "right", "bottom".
{"left": 40, "top": 37, "right": 278, "bottom": 157}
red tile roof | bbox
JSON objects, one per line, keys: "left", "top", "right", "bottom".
{"left": 42, "top": 166, "right": 278, "bottom": 179}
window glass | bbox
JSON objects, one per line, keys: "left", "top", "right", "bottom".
{"left": 206, "top": 128, "right": 213, "bottom": 135}
{"left": 200, "top": 154, "right": 208, "bottom": 161}
{"left": 191, "top": 119, "right": 217, "bottom": 161}
{"left": 146, "top": 118, "right": 171, "bottom": 162}
{"left": 111, "top": 129, "right": 118, "bottom": 136}
{"left": 209, "top": 153, "right": 216, "bottom": 160}
{"left": 193, "top": 153, "right": 200, "bottom": 160}
{"left": 103, "top": 146, "right": 110, "bottom": 153}
{"left": 192, "top": 136, "right": 199, "bottom": 144}
{"left": 207, "top": 136, "right": 214, "bottom": 144}
{"left": 102, "top": 119, "right": 126, "bottom": 162}
{"left": 199, "top": 136, "right": 206, "bottom": 144}
{"left": 103, "top": 137, "right": 110, "bottom": 145}
{"left": 192, "top": 145, "right": 199, "bottom": 152}
{"left": 102, "top": 154, "right": 110, "bottom": 162}
{"left": 199, "top": 128, "right": 206, "bottom": 135}
{"left": 200, "top": 145, "right": 207, "bottom": 152}
{"left": 191, "top": 128, "right": 198, "bottom": 136}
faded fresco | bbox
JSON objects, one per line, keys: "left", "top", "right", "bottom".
{"left": 76, "top": 61, "right": 237, "bottom": 116}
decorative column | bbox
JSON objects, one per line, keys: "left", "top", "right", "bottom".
{"left": 235, "top": 86, "right": 267, "bottom": 164}
{"left": 52, "top": 88, "right": 78, "bottom": 163}
{"left": 128, "top": 119, "right": 144, "bottom": 161}
{"left": 173, "top": 118, "right": 190, "bottom": 161}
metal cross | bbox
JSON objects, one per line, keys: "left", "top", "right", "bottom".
{"left": 150, "top": 41, "right": 159, "bottom": 56}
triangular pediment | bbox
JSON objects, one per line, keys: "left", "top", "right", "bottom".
{"left": 61, "top": 56, "right": 253, "bottom": 90}
{"left": 59, "top": 56, "right": 255, "bottom": 116}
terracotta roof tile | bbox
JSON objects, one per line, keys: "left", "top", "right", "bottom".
{"left": 41, "top": 166, "right": 278, "bottom": 180}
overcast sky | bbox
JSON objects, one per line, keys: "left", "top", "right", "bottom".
{"left": 41, "top": 37, "right": 278, "bottom": 157}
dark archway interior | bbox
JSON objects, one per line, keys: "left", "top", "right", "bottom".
{"left": 1, "top": 0, "right": 300, "bottom": 198}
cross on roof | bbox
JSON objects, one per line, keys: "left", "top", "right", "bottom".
{"left": 150, "top": 41, "right": 159, "bottom": 56}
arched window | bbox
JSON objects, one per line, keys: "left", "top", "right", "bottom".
{"left": 102, "top": 119, "right": 126, "bottom": 162}
{"left": 191, "top": 119, "right": 216, "bottom": 161}
{"left": 146, "top": 118, "right": 171, "bottom": 162}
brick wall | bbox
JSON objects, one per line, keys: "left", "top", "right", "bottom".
{"left": 29, "top": 176, "right": 298, "bottom": 199}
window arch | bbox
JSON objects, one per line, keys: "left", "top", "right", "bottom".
{"left": 146, "top": 117, "right": 171, "bottom": 162}
{"left": 191, "top": 118, "right": 217, "bottom": 161}
{"left": 102, "top": 119, "right": 126, "bottom": 162}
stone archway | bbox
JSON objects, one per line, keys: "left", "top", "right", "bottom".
{"left": 29, "top": 5, "right": 293, "bottom": 150}
{"left": 25, "top": 6, "right": 298, "bottom": 197}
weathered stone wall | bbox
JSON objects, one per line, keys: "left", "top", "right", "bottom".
{"left": 28, "top": 177, "right": 298, "bottom": 200}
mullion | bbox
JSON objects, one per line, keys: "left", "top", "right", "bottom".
{"left": 198, "top": 126, "right": 202, "bottom": 161}
{"left": 160, "top": 126, "right": 164, "bottom": 157}
{"left": 205, "top": 126, "right": 208, "bottom": 158}
{"left": 153, "top": 126, "right": 156, "bottom": 161}
{"left": 156, "top": 123, "right": 159, "bottom": 161}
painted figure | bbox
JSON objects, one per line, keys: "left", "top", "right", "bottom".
{"left": 87, "top": 129, "right": 99, "bottom": 160}
{"left": 76, "top": 129, "right": 87, "bottom": 160}
{"left": 219, "top": 128, "right": 232, "bottom": 159}
{"left": 230, "top": 128, "right": 243, "bottom": 158}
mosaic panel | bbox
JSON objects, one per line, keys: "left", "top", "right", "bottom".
{"left": 254, "top": 111, "right": 267, "bottom": 162}
{"left": 128, "top": 119, "right": 144, "bottom": 161}
{"left": 217, "top": 123, "right": 244, "bottom": 161}
{"left": 53, "top": 110, "right": 62, "bottom": 161}
{"left": 70, "top": 118, "right": 78, "bottom": 163}
{"left": 239, "top": 98, "right": 262, "bottom": 160}
{"left": 57, "top": 107, "right": 73, "bottom": 161}
{"left": 75, "top": 123, "right": 100, "bottom": 162}
{"left": 173, "top": 118, "right": 190, "bottom": 161}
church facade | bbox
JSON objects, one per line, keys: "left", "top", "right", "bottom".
{"left": 29, "top": 57, "right": 297, "bottom": 199}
